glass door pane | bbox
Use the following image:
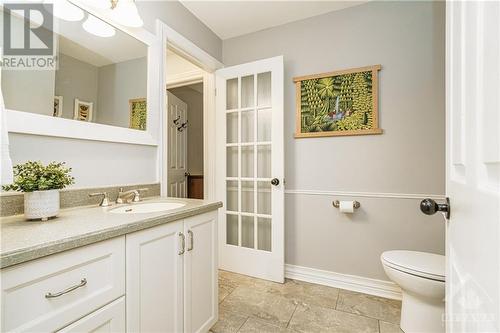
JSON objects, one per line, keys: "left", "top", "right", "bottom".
{"left": 241, "top": 75, "right": 255, "bottom": 108}
{"left": 226, "top": 78, "right": 238, "bottom": 110}
{"left": 257, "top": 108, "right": 272, "bottom": 142}
{"left": 225, "top": 72, "right": 273, "bottom": 251}
{"left": 226, "top": 214, "right": 238, "bottom": 246}
{"left": 257, "top": 72, "right": 271, "bottom": 107}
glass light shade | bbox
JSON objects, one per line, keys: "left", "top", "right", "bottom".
{"left": 110, "top": 0, "right": 143, "bottom": 27}
{"left": 45, "top": 0, "right": 84, "bottom": 22}
{"left": 82, "top": 15, "right": 116, "bottom": 38}
{"left": 81, "top": 0, "right": 112, "bottom": 10}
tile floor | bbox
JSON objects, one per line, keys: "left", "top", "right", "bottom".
{"left": 211, "top": 270, "right": 404, "bottom": 333}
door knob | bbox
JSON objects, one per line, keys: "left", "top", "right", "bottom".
{"left": 271, "top": 178, "right": 280, "bottom": 186}
{"left": 420, "top": 198, "right": 450, "bottom": 219}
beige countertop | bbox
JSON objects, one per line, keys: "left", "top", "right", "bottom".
{"left": 0, "top": 197, "right": 222, "bottom": 269}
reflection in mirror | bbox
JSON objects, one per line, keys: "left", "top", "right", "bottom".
{"left": 1, "top": 4, "right": 148, "bottom": 130}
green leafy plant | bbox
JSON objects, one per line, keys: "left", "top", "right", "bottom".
{"left": 2, "top": 161, "right": 75, "bottom": 192}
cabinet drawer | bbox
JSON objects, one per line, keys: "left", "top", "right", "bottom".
{"left": 1, "top": 237, "right": 125, "bottom": 332}
{"left": 57, "top": 297, "right": 125, "bottom": 333}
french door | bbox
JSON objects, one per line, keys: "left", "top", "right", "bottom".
{"left": 216, "top": 56, "right": 284, "bottom": 283}
{"left": 167, "top": 91, "right": 188, "bottom": 198}
{"left": 446, "top": 1, "right": 499, "bottom": 332}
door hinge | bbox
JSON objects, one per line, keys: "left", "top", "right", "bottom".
{"left": 214, "top": 88, "right": 217, "bottom": 96}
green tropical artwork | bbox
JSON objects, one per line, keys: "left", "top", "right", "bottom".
{"left": 295, "top": 65, "right": 382, "bottom": 137}
{"left": 130, "top": 98, "right": 147, "bottom": 130}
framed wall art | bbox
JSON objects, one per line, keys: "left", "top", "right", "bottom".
{"left": 53, "top": 96, "right": 63, "bottom": 117}
{"left": 294, "top": 65, "right": 383, "bottom": 138}
{"left": 129, "top": 98, "right": 147, "bottom": 130}
{"left": 73, "top": 98, "right": 93, "bottom": 122}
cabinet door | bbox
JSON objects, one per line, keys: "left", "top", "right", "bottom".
{"left": 184, "top": 211, "right": 218, "bottom": 333}
{"left": 126, "top": 221, "right": 184, "bottom": 333}
{"left": 57, "top": 297, "right": 125, "bottom": 333}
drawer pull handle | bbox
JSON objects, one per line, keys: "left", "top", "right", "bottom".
{"left": 187, "top": 230, "right": 194, "bottom": 251}
{"left": 178, "top": 232, "right": 186, "bottom": 255}
{"left": 45, "top": 278, "right": 87, "bottom": 299}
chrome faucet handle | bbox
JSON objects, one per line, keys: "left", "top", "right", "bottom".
{"left": 133, "top": 188, "right": 149, "bottom": 202}
{"left": 89, "top": 192, "right": 111, "bottom": 207}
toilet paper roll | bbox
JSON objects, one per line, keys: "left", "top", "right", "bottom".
{"left": 339, "top": 201, "right": 355, "bottom": 213}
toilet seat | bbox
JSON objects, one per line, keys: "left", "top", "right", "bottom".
{"left": 381, "top": 250, "right": 445, "bottom": 282}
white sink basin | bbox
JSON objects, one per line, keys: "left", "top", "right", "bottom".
{"left": 109, "top": 202, "right": 186, "bottom": 214}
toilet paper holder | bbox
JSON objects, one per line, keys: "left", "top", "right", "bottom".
{"left": 332, "top": 200, "right": 361, "bottom": 209}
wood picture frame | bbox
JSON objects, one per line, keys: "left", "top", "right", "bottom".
{"left": 73, "top": 98, "right": 93, "bottom": 122}
{"left": 129, "top": 98, "right": 147, "bottom": 130}
{"left": 53, "top": 96, "right": 63, "bottom": 117}
{"left": 294, "top": 65, "right": 383, "bottom": 138}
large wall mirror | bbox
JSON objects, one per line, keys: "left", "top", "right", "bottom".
{"left": 2, "top": 3, "right": 149, "bottom": 131}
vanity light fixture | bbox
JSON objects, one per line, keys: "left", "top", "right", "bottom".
{"left": 109, "top": 0, "right": 144, "bottom": 28}
{"left": 80, "top": 0, "right": 110, "bottom": 10}
{"left": 82, "top": 15, "right": 116, "bottom": 38}
{"left": 44, "top": 0, "right": 85, "bottom": 22}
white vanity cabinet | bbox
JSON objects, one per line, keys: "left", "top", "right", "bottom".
{"left": 57, "top": 297, "right": 126, "bottom": 333}
{"left": 1, "top": 208, "right": 219, "bottom": 333}
{"left": 0, "top": 237, "right": 125, "bottom": 332}
{"left": 126, "top": 210, "right": 218, "bottom": 333}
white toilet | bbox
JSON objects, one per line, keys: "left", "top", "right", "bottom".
{"left": 381, "top": 250, "right": 445, "bottom": 333}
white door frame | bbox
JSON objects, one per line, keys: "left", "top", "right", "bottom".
{"left": 156, "top": 21, "right": 224, "bottom": 201}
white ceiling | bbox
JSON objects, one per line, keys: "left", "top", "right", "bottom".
{"left": 180, "top": 1, "right": 369, "bottom": 40}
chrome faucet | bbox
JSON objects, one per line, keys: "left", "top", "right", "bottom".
{"left": 89, "top": 192, "right": 111, "bottom": 207}
{"left": 116, "top": 187, "right": 148, "bottom": 204}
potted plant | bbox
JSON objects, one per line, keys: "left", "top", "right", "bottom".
{"left": 2, "top": 161, "right": 74, "bottom": 221}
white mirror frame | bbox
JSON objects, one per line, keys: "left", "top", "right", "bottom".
{"left": 5, "top": 2, "right": 161, "bottom": 147}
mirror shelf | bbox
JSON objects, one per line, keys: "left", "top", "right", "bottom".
{"left": 6, "top": 109, "right": 157, "bottom": 146}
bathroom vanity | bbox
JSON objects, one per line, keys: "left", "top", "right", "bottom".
{"left": 0, "top": 198, "right": 222, "bottom": 333}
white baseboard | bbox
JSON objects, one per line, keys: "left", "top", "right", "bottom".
{"left": 285, "top": 264, "right": 402, "bottom": 300}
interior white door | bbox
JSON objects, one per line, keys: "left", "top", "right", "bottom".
{"left": 446, "top": 2, "right": 500, "bottom": 332}
{"left": 167, "top": 91, "right": 188, "bottom": 198}
{"left": 216, "top": 56, "right": 284, "bottom": 283}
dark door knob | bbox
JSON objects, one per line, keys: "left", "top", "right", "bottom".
{"left": 271, "top": 178, "right": 280, "bottom": 186}
{"left": 420, "top": 198, "right": 450, "bottom": 219}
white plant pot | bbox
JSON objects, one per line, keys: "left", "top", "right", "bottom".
{"left": 24, "top": 190, "right": 60, "bottom": 221}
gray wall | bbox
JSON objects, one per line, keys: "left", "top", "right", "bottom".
{"left": 223, "top": 1, "right": 446, "bottom": 280}
{"left": 97, "top": 57, "right": 147, "bottom": 128}
{"left": 2, "top": 69, "right": 55, "bottom": 116}
{"left": 56, "top": 54, "right": 99, "bottom": 120}
{"left": 137, "top": 1, "right": 222, "bottom": 61}
{"left": 169, "top": 84, "right": 204, "bottom": 175}
{"left": 8, "top": 133, "right": 158, "bottom": 188}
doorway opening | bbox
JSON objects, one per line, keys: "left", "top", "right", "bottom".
{"left": 165, "top": 49, "right": 205, "bottom": 199}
